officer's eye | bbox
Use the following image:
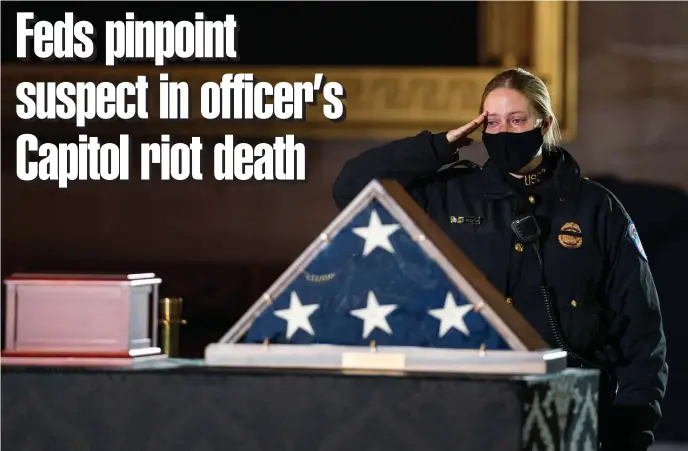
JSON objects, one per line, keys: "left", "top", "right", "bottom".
{"left": 511, "top": 118, "right": 525, "bottom": 125}
{"left": 486, "top": 121, "right": 498, "bottom": 127}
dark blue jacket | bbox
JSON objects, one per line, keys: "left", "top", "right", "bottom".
{"left": 332, "top": 131, "right": 668, "bottom": 451}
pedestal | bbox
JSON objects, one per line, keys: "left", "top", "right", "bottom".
{"left": 0, "top": 360, "right": 600, "bottom": 451}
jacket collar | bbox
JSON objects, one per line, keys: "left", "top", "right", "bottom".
{"left": 474, "top": 148, "right": 583, "bottom": 201}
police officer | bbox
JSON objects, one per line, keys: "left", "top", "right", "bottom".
{"left": 332, "top": 68, "right": 668, "bottom": 451}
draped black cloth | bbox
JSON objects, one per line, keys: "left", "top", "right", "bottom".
{"left": 1, "top": 359, "right": 598, "bottom": 451}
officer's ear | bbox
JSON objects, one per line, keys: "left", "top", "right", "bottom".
{"left": 541, "top": 116, "right": 553, "bottom": 136}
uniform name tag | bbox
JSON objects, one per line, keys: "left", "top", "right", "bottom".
{"left": 450, "top": 216, "right": 482, "bottom": 225}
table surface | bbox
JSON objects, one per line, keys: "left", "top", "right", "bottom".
{"left": 0, "top": 357, "right": 598, "bottom": 383}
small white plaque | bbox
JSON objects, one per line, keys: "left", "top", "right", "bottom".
{"left": 341, "top": 352, "right": 406, "bottom": 370}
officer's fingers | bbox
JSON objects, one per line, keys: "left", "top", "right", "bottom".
{"left": 447, "top": 113, "right": 487, "bottom": 143}
{"left": 470, "top": 111, "right": 488, "bottom": 128}
{"left": 456, "top": 112, "right": 487, "bottom": 136}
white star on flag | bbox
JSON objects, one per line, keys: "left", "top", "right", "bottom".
{"left": 428, "top": 292, "right": 474, "bottom": 338}
{"left": 273, "top": 292, "right": 320, "bottom": 339}
{"left": 352, "top": 210, "right": 401, "bottom": 257}
{"left": 350, "top": 291, "right": 398, "bottom": 339}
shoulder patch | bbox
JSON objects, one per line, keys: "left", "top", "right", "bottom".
{"left": 627, "top": 222, "right": 648, "bottom": 261}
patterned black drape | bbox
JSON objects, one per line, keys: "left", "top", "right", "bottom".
{"left": 1, "top": 360, "right": 598, "bottom": 451}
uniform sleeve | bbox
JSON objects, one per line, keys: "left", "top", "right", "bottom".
{"left": 601, "top": 194, "right": 668, "bottom": 451}
{"left": 332, "top": 131, "right": 458, "bottom": 211}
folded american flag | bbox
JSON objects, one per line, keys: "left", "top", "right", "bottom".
{"left": 244, "top": 196, "right": 510, "bottom": 351}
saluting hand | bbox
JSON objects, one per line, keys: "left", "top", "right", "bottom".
{"left": 446, "top": 112, "right": 487, "bottom": 147}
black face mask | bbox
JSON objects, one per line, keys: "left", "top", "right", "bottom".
{"left": 482, "top": 127, "right": 544, "bottom": 174}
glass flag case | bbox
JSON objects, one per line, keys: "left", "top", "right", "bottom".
{"left": 205, "top": 179, "right": 567, "bottom": 375}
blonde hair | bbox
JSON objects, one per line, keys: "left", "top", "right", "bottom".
{"left": 479, "top": 68, "right": 562, "bottom": 150}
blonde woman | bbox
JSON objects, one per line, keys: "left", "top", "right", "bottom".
{"left": 333, "top": 68, "right": 668, "bottom": 451}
